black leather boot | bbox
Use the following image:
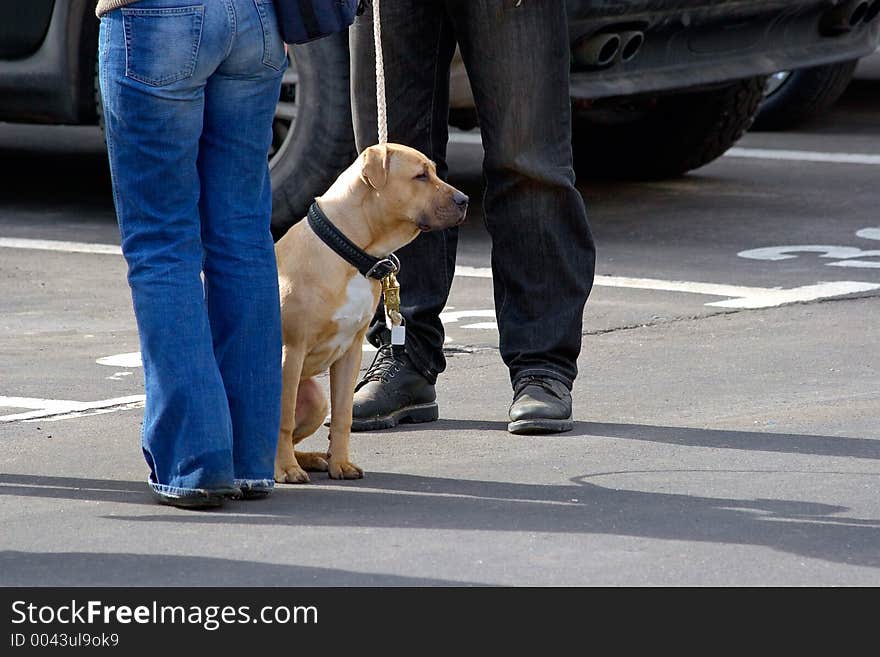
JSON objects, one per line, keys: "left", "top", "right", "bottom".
{"left": 508, "top": 376, "right": 573, "bottom": 434}
{"left": 351, "top": 344, "right": 439, "bottom": 431}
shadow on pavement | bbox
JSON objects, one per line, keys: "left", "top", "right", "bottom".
{"left": 574, "top": 422, "right": 880, "bottom": 459}
{"left": 0, "top": 550, "right": 482, "bottom": 586}
{"left": 400, "top": 419, "right": 880, "bottom": 460}
{"left": 3, "top": 418, "right": 879, "bottom": 571}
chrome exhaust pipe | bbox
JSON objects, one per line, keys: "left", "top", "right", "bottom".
{"left": 573, "top": 32, "right": 621, "bottom": 68}
{"left": 619, "top": 30, "right": 645, "bottom": 63}
{"left": 821, "top": 0, "right": 871, "bottom": 35}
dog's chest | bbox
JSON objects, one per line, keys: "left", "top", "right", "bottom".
{"left": 310, "top": 275, "right": 376, "bottom": 371}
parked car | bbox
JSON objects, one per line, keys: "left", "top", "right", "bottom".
{"left": 1, "top": 0, "right": 878, "bottom": 238}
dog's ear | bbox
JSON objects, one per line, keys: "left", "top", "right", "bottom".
{"left": 361, "top": 144, "right": 389, "bottom": 190}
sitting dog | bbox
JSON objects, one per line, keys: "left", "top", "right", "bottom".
{"left": 273, "top": 143, "right": 468, "bottom": 483}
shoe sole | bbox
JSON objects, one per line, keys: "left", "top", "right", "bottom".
{"left": 507, "top": 417, "right": 573, "bottom": 435}
{"left": 154, "top": 494, "right": 226, "bottom": 510}
{"left": 350, "top": 402, "right": 439, "bottom": 432}
{"left": 234, "top": 490, "right": 271, "bottom": 501}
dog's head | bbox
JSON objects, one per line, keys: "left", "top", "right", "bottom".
{"left": 360, "top": 143, "right": 468, "bottom": 232}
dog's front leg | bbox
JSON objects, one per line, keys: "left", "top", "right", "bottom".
{"left": 275, "top": 344, "right": 311, "bottom": 484}
{"left": 327, "top": 331, "right": 366, "bottom": 480}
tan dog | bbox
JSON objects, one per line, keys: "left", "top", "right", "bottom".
{"left": 273, "top": 143, "right": 468, "bottom": 483}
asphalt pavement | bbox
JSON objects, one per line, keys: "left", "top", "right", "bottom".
{"left": 1, "top": 60, "right": 879, "bottom": 586}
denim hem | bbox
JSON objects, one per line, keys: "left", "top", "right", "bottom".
{"left": 149, "top": 480, "right": 239, "bottom": 498}
{"left": 512, "top": 368, "right": 573, "bottom": 391}
{"left": 403, "top": 345, "right": 438, "bottom": 385}
{"left": 233, "top": 478, "right": 275, "bottom": 491}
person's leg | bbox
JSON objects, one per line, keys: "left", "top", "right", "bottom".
{"left": 99, "top": 0, "right": 238, "bottom": 501}
{"left": 350, "top": 0, "right": 457, "bottom": 382}
{"left": 450, "top": 0, "right": 595, "bottom": 400}
{"left": 348, "top": 0, "right": 459, "bottom": 430}
{"left": 197, "top": 0, "right": 285, "bottom": 496}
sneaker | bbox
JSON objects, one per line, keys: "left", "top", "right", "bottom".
{"left": 507, "top": 375, "right": 573, "bottom": 435}
{"left": 351, "top": 344, "right": 439, "bottom": 431}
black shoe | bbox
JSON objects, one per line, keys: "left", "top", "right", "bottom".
{"left": 351, "top": 344, "right": 438, "bottom": 431}
{"left": 151, "top": 487, "right": 239, "bottom": 510}
{"left": 508, "top": 375, "right": 573, "bottom": 435}
{"left": 230, "top": 484, "right": 272, "bottom": 501}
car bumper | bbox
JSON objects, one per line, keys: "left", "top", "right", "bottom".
{"left": 568, "top": 0, "right": 880, "bottom": 99}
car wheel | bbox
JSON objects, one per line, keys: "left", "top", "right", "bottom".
{"left": 751, "top": 59, "right": 858, "bottom": 131}
{"left": 572, "top": 76, "right": 766, "bottom": 179}
{"left": 269, "top": 31, "right": 356, "bottom": 240}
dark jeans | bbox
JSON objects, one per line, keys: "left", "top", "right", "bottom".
{"left": 350, "top": 0, "right": 595, "bottom": 389}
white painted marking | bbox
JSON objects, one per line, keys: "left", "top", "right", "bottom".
{"left": 0, "top": 395, "right": 146, "bottom": 423}
{"left": 725, "top": 147, "right": 880, "bottom": 166}
{"left": 4, "top": 237, "right": 873, "bottom": 315}
{"left": 0, "top": 238, "right": 122, "bottom": 255}
{"left": 704, "top": 281, "right": 880, "bottom": 309}
{"left": 463, "top": 322, "right": 498, "bottom": 330}
{"left": 448, "top": 132, "right": 880, "bottom": 168}
{"left": 439, "top": 309, "right": 496, "bottom": 324}
{"left": 827, "top": 260, "right": 880, "bottom": 269}
{"left": 447, "top": 131, "right": 483, "bottom": 146}
{"left": 454, "top": 265, "right": 492, "bottom": 279}
{"left": 96, "top": 352, "right": 142, "bottom": 368}
{"left": 856, "top": 227, "right": 880, "bottom": 241}
{"left": 454, "top": 266, "right": 880, "bottom": 309}
{"left": 738, "top": 245, "right": 880, "bottom": 262}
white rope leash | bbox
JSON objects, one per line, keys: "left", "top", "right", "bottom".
{"left": 372, "top": 0, "right": 388, "bottom": 145}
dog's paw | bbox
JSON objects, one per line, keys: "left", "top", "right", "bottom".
{"left": 295, "top": 451, "right": 330, "bottom": 472}
{"left": 275, "top": 464, "right": 311, "bottom": 484}
{"left": 328, "top": 460, "right": 364, "bottom": 480}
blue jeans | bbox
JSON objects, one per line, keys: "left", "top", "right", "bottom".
{"left": 99, "top": 0, "right": 285, "bottom": 497}
{"left": 351, "top": 0, "right": 596, "bottom": 390}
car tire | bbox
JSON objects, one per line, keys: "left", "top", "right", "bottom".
{"left": 95, "top": 31, "right": 356, "bottom": 242}
{"left": 572, "top": 76, "right": 766, "bottom": 180}
{"left": 751, "top": 59, "right": 858, "bottom": 131}
{"left": 269, "top": 31, "right": 356, "bottom": 240}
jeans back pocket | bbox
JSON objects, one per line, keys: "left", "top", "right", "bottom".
{"left": 122, "top": 5, "right": 205, "bottom": 86}
{"left": 253, "top": 0, "right": 287, "bottom": 71}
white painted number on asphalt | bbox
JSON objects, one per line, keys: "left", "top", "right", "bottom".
{"left": 739, "top": 227, "right": 880, "bottom": 269}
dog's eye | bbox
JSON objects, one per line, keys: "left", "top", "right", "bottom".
{"left": 414, "top": 171, "right": 429, "bottom": 181}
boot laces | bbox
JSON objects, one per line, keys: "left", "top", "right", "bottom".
{"left": 361, "top": 344, "right": 403, "bottom": 385}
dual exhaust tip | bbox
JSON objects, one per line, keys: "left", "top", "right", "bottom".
{"left": 575, "top": 0, "right": 880, "bottom": 68}
{"left": 821, "top": 0, "right": 880, "bottom": 35}
{"left": 574, "top": 30, "right": 645, "bottom": 69}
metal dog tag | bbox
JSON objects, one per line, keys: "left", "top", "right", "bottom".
{"left": 390, "top": 321, "right": 406, "bottom": 346}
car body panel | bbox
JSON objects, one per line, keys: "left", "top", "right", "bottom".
{"left": 0, "top": 0, "right": 97, "bottom": 124}
{"left": 0, "top": 0, "right": 56, "bottom": 59}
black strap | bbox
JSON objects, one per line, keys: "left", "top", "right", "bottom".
{"left": 307, "top": 202, "right": 399, "bottom": 280}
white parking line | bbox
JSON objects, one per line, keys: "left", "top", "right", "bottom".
{"left": 447, "top": 131, "right": 880, "bottom": 167}
{"left": 455, "top": 266, "right": 880, "bottom": 309}
{"left": 724, "top": 147, "right": 880, "bottom": 166}
{"left": 2, "top": 238, "right": 877, "bottom": 309}
{"left": 0, "top": 237, "right": 122, "bottom": 255}
{"left": 0, "top": 395, "right": 146, "bottom": 423}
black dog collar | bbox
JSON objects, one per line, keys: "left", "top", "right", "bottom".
{"left": 307, "top": 202, "right": 400, "bottom": 280}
